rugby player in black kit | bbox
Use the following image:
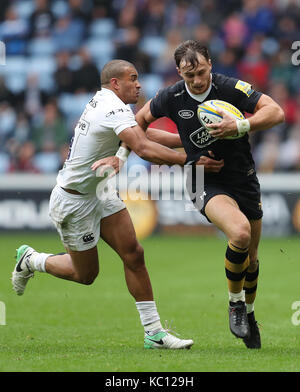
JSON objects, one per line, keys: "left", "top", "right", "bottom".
{"left": 134, "top": 40, "right": 285, "bottom": 349}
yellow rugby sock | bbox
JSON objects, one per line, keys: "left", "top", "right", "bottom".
{"left": 244, "top": 260, "right": 259, "bottom": 313}
{"left": 225, "top": 241, "right": 249, "bottom": 297}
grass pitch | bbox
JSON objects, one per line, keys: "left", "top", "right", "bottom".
{"left": 0, "top": 233, "right": 300, "bottom": 372}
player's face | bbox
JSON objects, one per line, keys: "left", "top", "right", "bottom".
{"left": 177, "top": 54, "right": 212, "bottom": 95}
{"left": 118, "top": 67, "right": 141, "bottom": 104}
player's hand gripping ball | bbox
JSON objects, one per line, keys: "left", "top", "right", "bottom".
{"left": 197, "top": 100, "right": 246, "bottom": 139}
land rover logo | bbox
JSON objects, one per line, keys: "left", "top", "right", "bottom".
{"left": 178, "top": 110, "right": 194, "bottom": 119}
{"left": 189, "top": 126, "right": 218, "bottom": 148}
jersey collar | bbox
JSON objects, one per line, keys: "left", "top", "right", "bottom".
{"left": 184, "top": 74, "right": 212, "bottom": 103}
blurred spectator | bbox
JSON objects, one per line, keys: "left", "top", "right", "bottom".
{"left": 198, "top": 0, "right": 223, "bottom": 30}
{"left": 154, "top": 29, "right": 183, "bottom": 78}
{"left": 52, "top": 14, "right": 85, "bottom": 52}
{"left": 222, "top": 12, "right": 248, "bottom": 54}
{"left": 29, "top": 0, "right": 55, "bottom": 38}
{"left": 0, "top": 76, "right": 14, "bottom": 105}
{"left": 92, "top": 1, "right": 115, "bottom": 19}
{"left": 242, "top": 0, "right": 275, "bottom": 39}
{"left": 33, "top": 140, "right": 61, "bottom": 173}
{"left": 276, "top": 15, "right": 299, "bottom": 49}
{"left": 277, "top": 125, "right": 300, "bottom": 171}
{"left": 216, "top": 0, "right": 242, "bottom": 16}
{"left": 14, "top": 111, "right": 31, "bottom": 145}
{"left": 72, "top": 48, "right": 100, "bottom": 92}
{"left": 0, "top": 6, "right": 28, "bottom": 55}
{"left": 0, "top": 102, "right": 16, "bottom": 149}
{"left": 213, "top": 48, "right": 239, "bottom": 78}
{"left": 270, "top": 49, "right": 297, "bottom": 94}
{"left": 54, "top": 51, "right": 75, "bottom": 94}
{"left": 193, "top": 24, "right": 214, "bottom": 48}
{"left": 237, "top": 36, "right": 270, "bottom": 90}
{"left": 115, "top": 26, "right": 151, "bottom": 74}
{"left": 0, "top": 0, "right": 10, "bottom": 22}
{"left": 165, "top": 0, "right": 201, "bottom": 37}
{"left": 9, "top": 141, "right": 39, "bottom": 173}
{"left": 268, "top": 82, "right": 298, "bottom": 125}
{"left": 69, "top": 0, "right": 92, "bottom": 24}
{"left": 117, "top": 0, "right": 138, "bottom": 29}
{"left": 253, "top": 131, "right": 281, "bottom": 173}
{"left": 137, "top": 0, "right": 167, "bottom": 37}
{"left": 22, "top": 74, "right": 49, "bottom": 120}
{"left": 31, "top": 101, "right": 69, "bottom": 152}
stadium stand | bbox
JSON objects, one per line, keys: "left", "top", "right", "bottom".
{"left": 0, "top": 0, "right": 299, "bottom": 173}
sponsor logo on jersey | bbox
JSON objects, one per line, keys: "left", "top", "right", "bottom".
{"left": 89, "top": 98, "right": 97, "bottom": 108}
{"left": 235, "top": 80, "right": 254, "bottom": 97}
{"left": 105, "top": 108, "right": 131, "bottom": 117}
{"left": 189, "top": 126, "right": 218, "bottom": 148}
{"left": 178, "top": 110, "right": 194, "bottom": 119}
{"left": 83, "top": 233, "right": 95, "bottom": 243}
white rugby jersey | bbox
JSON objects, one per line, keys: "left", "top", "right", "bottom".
{"left": 57, "top": 88, "right": 137, "bottom": 194}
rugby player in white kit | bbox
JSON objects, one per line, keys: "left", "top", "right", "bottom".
{"left": 11, "top": 60, "right": 199, "bottom": 349}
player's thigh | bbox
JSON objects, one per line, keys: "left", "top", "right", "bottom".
{"left": 248, "top": 218, "right": 262, "bottom": 265}
{"left": 100, "top": 208, "right": 142, "bottom": 259}
{"left": 205, "top": 194, "right": 251, "bottom": 240}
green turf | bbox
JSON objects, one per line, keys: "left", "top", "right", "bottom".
{"left": 0, "top": 233, "right": 300, "bottom": 372}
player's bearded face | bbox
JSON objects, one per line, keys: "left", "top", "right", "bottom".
{"left": 118, "top": 67, "right": 141, "bottom": 104}
{"left": 178, "top": 54, "right": 212, "bottom": 95}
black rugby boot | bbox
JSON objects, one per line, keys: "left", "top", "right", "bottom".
{"left": 243, "top": 311, "right": 261, "bottom": 349}
{"left": 228, "top": 301, "right": 250, "bottom": 339}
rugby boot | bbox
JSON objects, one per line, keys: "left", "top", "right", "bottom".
{"left": 229, "top": 301, "right": 250, "bottom": 339}
{"left": 243, "top": 311, "right": 261, "bottom": 349}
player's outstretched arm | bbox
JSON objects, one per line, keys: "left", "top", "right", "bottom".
{"left": 118, "top": 124, "right": 187, "bottom": 166}
{"left": 146, "top": 128, "right": 182, "bottom": 148}
{"left": 136, "top": 100, "right": 183, "bottom": 148}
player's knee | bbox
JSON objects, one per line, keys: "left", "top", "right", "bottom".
{"left": 77, "top": 269, "right": 99, "bottom": 285}
{"left": 231, "top": 223, "right": 251, "bottom": 249}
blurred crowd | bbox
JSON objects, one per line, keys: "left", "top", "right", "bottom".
{"left": 0, "top": 0, "right": 300, "bottom": 174}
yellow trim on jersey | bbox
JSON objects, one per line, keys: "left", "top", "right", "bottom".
{"left": 235, "top": 80, "right": 254, "bottom": 98}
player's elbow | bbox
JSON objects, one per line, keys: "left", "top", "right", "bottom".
{"left": 277, "top": 106, "right": 285, "bottom": 124}
{"left": 271, "top": 104, "right": 285, "bottom": 125}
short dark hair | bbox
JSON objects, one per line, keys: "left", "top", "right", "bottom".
{"left": 174, "top": 40, "right": 210, "bottom": 69}
{"left": 101, "top": 59, "right": 135, "bottom": 85}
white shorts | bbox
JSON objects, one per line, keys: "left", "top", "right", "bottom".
{"left": 49, "top": 185, "right": 126, "bottom": 251}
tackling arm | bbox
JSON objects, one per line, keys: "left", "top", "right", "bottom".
{"left": 118, "top": 124, "right": 186, "bottom": 166}
{"left": 136, "top": 100, "right": 182, "bottom": 148}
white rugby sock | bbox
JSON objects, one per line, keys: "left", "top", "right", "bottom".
{"left": 246, "top": 303, "right": 255, "bottom": 314}
{"left": 30, "top": 252, "right": 53, "bottom": 273}
{"left": 229, "top": 290, "right": 245, "bottom": 303}
{"left": 135, "top": 301, "right": 162, "bottom": 331}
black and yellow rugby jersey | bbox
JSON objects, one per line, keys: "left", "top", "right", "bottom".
{"left": 150, "top": 73, "right": 262, "bottom": 185}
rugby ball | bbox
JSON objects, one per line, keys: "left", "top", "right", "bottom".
{"left": 197, "top": 100, "right": 246, "bottom": 139}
